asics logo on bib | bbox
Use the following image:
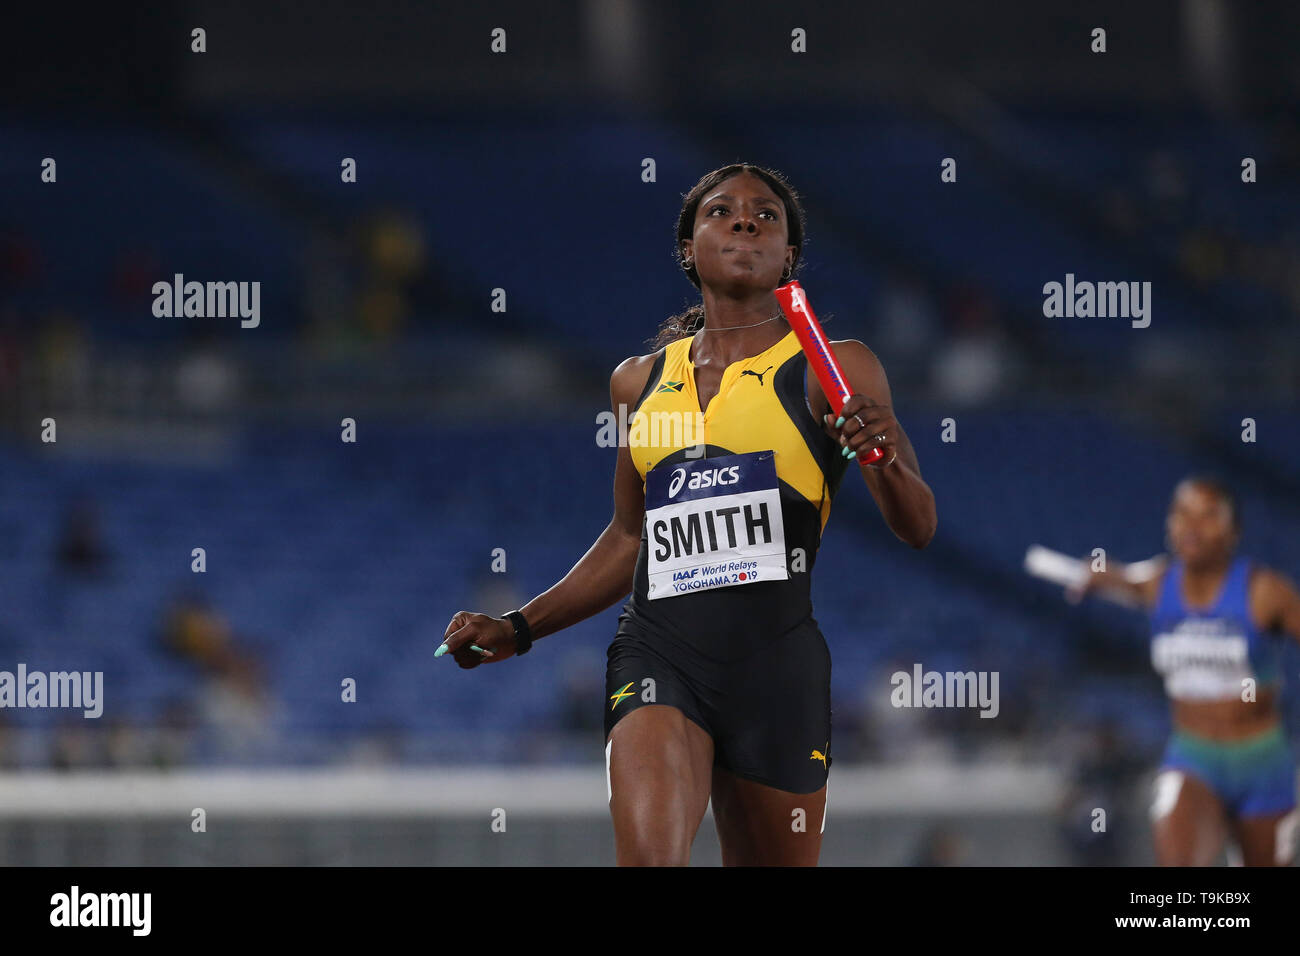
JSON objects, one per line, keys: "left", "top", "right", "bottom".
{"left": 668, "top": 464, "right": 741, "bottom": 499}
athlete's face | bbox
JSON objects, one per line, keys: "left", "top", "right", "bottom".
{"left": 684, "top": 172, "right": 794, "bottom": 292}
{"left": 1166, "top": 481, "right": 1236, "bottom": 567}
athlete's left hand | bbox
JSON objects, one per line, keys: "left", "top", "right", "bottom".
{"left": 438, "top": 611, "right": 517, "bottom": 669}
{"left": 822, "top": 394, "right": 897, "bottom": 466}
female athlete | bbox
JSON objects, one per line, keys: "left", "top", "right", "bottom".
{"left": 1067, "top": 476, "right": 1300, "bottom": 865}
{"left": 439, "top": 164, "right": 937, "bottom": 865}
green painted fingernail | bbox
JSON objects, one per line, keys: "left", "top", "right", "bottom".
{"left": 434, "top": 644, "right": 448, "bottom": 658}
{"left": 842, "top": 445, "right": 853, "bottom": 458}
{"left": 470, "top": 644, "right": 492, "bottom": 656}
{"left": 835, "top": 416, "right": 845, "bottom": 428}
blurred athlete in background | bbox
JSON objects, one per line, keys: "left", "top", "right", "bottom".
{"left": 1067, "top": 476, "right": 1300, "bottom": 866}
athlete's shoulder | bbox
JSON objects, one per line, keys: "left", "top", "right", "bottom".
{"left": 827, "top": 337, "right": 876, "bottom": 357}
{"left": 1248, "top": 563, "right": 1299, "bottom": 632}
{"left": 1248, "top": 561, "right": 1280, "bottom": 599}
{"left": 827, "top": 337, "right": 882, "bottom": 365}
{"left": 611, "top": 346, "right": 668, "bottom": 408}
{"left": 611, "top": 351, "right": 658, "bottom": 382}
{"left": 827, "top": 338, "right": 889, "bottom": 394}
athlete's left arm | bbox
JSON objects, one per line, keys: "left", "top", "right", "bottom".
{"left": 1249, "top": 566, "right": 1300, "bottom": 643}
{"left": 823, "top": 339, "right": 937, "bottom": 549}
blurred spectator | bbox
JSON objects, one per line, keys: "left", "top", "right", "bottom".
{"left": 930, "top": 281, "right": 1018, "bottom": 406}
{"left": 50, "top": 717, "right": 108, "bottom": 770}
{"left": 153, "top": 698, "right": 198, "bottom": 768}
{"left": 53, "top": 496, "right": 111, "bottom": 578}
{"left": 353, "top": 207, "right": 427, "bottom": 344}
{"left": 195, "top": 649, "right": 280, "bottom": 763}
{"left": 860, "top": 657, "right": 953, "bottom": 763}
{"left": 365, "top": 207, "right": 425, "bottom": 284}
{"left": 557, "top": 649, "right": 604, "bottom": 735}
{"left": 162, "top": 592, "right": 235, "bottom": 665}
{"left": 175, "top": 331, "right": 241, "bottom": 414}
{"left": 35, "top": 312, "right": 91, "bottom": 408}
{"left": 340, "top": 723, "right": 406, "bottom": 766}
{"left": 161, "top": 592, "right": 282, "bottom": 763}
{"left": 104, "top": 717, "right": 151, "bottom": 768}
{"left": 356, "top": 285, "right": 409, "bottom": 342}
{"left": 1055, "top": 720, "right": 1143, "bottom": 865}
{"left": 874, "top": 268, "right": 941, "bottom": 376}
{"left": 302, "top": 230, "right": 363, "bottom": 360}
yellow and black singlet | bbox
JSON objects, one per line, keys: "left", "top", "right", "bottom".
{"left": 614, "top": 326, "right": 852, "bottom": 662}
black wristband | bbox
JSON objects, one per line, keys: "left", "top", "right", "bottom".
{"left": 504, "top": 610, "right": 533, "bottom": 656}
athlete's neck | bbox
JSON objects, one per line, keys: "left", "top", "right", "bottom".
{"left": 1180, "top": 554, "right": 1232, "bottom": 604}
{"left": 692, "top": 299, "right": 789, "bottom": 367}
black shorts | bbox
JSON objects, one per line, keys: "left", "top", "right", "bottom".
{"left": 603, "top": 617, "right": 832, "bottom": 794}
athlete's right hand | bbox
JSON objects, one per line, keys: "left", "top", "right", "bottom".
{"left": 1064, "top": 566, "right": 1119, "bottom": 604}
{"left": 438, "top": 611, "right": 517, "bottom": 669}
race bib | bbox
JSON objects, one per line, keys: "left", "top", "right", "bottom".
{"left": 644, "top": 450, "right": 788, "bottom": 600}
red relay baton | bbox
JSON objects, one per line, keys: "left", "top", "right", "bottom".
{"left": 774, "top": 280, "right": 884, "bottom": 466}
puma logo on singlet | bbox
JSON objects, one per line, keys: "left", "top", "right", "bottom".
{"left": 810, "top": 746, "right": 828, "bottom": 768}
{"left": 741, "top": 365, "right": 774, "bottom": 386}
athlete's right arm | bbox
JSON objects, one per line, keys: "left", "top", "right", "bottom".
{"left": 1065, "top": 556, "right": 1165, "bottom": 610}
{"left": 439, "top": 355, "right": 653, "bottom": 668}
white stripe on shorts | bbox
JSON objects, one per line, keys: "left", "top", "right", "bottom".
{"left": 605, "top": 738, "right": 613, "bottom": 803}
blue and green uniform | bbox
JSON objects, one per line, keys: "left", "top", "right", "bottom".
{"left": 1150, "top": 556, "right": 1296, "bottom": 817}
